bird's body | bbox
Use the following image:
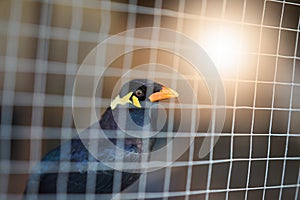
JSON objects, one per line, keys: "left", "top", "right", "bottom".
{"left": 24, "top": 79, "right": 178, "bottom": 197}
{"left": 35, "top": 140, "right": 140, "bottom": 194}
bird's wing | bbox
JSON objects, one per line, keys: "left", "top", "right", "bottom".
{"left": 24, "top": 124, "right": 141, "bottom": 195}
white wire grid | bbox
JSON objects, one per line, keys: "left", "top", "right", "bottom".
{"left": 0, "top": 0, "right": 300, "bottom": 199}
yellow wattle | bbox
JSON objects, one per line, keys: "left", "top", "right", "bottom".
{"left": 132, "top": 96, "right": 141, "bottom": 108}
{"left": 110, "top": 92, "right": 133, "bottom": 109}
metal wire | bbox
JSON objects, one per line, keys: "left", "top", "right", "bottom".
{"left": 0, "top": 0, "right": 299, "bottom": 199}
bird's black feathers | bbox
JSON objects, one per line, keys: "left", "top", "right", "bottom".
{"left": 26, "top": 138, "right": 140, "bottom": 194}
{"left": 119, "top": 79, "right": 163, "bottom": 101}
{"left": 24, "top": 79, "right": 173, "bottom": 197}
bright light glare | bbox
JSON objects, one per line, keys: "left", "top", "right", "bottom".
{"left": 199, "top": 27, "right": 243, "bottom": 72}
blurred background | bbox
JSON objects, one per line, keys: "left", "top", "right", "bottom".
{"left": 0, "top": 0, "right": 299, "bottom": 199}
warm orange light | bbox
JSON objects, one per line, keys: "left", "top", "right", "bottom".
{"left": 198, "top": 25, "right": 244, "bottom": 73}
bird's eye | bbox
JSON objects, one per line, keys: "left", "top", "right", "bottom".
{"left": 135, "top": 89, "right": 144, "bottom": 97}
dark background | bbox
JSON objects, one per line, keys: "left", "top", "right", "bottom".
{"left": 0, "top": 0, "right": 300, "bottom": 199}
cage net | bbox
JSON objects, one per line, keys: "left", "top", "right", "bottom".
{"left": 0, "top": 0, "right": 300, "bottom": 200}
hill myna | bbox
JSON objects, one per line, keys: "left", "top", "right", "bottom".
{"left": 24, "top": 79, "right": 178, "bottom": 196}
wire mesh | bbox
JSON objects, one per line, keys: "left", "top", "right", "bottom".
{"left": 0, "top": 0, "right": 300, "bottom": 199}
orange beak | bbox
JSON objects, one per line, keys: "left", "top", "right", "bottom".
{"left": 148, "top": 86, "right": 179, "bottom": 102}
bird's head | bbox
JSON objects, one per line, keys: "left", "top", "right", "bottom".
{"left": 110, "top": 79, "right": 179, "bottom": 110}
{"left": 108, "top": 79, "right": 178, "bottom": 128}
{"left": 100, "top": 79, "right": 179, "bottom": 153}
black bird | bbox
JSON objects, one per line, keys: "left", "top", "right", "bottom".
{"left": 24, "top": 79, "right": 178, "bottom": 198}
